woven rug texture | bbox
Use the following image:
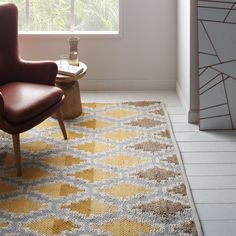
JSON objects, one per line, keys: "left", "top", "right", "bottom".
{"left": 0, "top": 102, "right": 201, "bottom": 235}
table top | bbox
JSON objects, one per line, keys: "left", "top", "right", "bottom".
{"left": 56, "top": 62, "right": 87, "bottom": 84}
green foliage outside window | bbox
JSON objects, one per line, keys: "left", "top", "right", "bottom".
{"left": 75, "top": 0, "right": 119, "bottom": 31}
{"left": 0, "top": 0, "right": 119, "bottom": 32}
{"left": 29, "top": 0, "right": 71, "bottom": 31}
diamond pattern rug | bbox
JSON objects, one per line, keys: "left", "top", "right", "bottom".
{"left": 0, "top": 102, "right": 202, "bottom": 235}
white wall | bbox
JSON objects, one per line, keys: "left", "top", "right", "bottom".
{"left": 177, "top": 0, "right": 198, "bottom": 123}
{"left": 177, "top": 0, "right": 190, "bottom": 111}
{"left": 18, "top": 0, "right": 177, "bottom": 91}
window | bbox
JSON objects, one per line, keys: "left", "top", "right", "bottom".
{"left": 0, "top": 0, "right": 119, "bottom": 34}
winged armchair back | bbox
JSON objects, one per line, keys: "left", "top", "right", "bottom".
{"left": 0, "top": 3, "right": 18, "bottom": 85}
{"left": 0, "top": 3, "right": 67, "bottom": 176}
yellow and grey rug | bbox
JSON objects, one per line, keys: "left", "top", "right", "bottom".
{"left": 0, "top": 102, "right": 202, "bottom": 235}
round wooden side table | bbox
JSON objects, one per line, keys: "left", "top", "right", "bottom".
{"left": 55, "top": 62, "right": 87, "bottom": 120}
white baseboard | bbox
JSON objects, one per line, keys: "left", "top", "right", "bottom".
{"left": 80, "top": 79, "right": 176, "bottom": 91}
{"left": 176, "top": 81, "right": 199, "bottom": 124}
{"left": 188, "top": 109, "right": 199, "bottom": 124}
{"left": 176, "top": 81, "right": 188, "bottom": 113}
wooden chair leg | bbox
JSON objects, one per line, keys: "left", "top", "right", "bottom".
{"left": 56, "top": 110, "right": 68, "bottom": 140}
{"left": 12, "top": 134, "right": 22, "bottom": 177}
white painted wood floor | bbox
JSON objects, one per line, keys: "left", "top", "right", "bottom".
{"left": 81, "top": 91, "right": 236, "bottom": 236}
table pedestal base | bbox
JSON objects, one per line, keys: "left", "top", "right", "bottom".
{"left": 54, "top": 81, "right": 82, "bottom": 120}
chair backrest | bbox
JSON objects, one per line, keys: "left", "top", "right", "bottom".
{"left": 0, "top": 3, "right": 19, "bottom": 85}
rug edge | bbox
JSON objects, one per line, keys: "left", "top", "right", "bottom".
{"left": 161, "top": 103, "right": 204, "bottom": 236}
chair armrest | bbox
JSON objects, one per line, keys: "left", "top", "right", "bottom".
{"left": 0, "top": 92, "right": 4, "bottom": 123}
{"left": 17, "top": 59, "right": 58, "bottom": 85}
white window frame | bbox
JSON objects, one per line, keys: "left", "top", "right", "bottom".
{"left": 19, "top": 0, "right": 122, "bottom": 38}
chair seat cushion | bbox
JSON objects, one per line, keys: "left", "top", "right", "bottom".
{"left": 0, "top": 82, "right": 63, "bottom": 123}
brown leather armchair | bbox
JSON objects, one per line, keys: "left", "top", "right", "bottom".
{"left": 0, "top": 3, "right": 67, "bottom": 176}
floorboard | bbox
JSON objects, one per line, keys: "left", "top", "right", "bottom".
{"left": 165, "top": 106, "right": 185, "bottom": 115}
{"left": 182, "top": 152, "right": 236, "bottom": 164}
{"left": 201, "top": 221, "right": 236, "bottom": 236}
{"left": 170, "top": 114, "right": 188, "bottom": 123}
{"left": 175, "top": 131, "right": 236, "bottom": 142}
{"left": 192, "top": 189, "right": 236, "bottom": 204}
{"left": 179, "top": 141, "right": 236, "bottom": 152}
{"left": 172, "top": 123, "right": 199, "bottom": 132}
{"left": 196, "top": 204, "right": 236, "bottom": 220}
{"left": 185, "top": 163, "right": 236, "bottom": 176}
{"left": 188, "top": 176, "right": 236, "bottom": 189}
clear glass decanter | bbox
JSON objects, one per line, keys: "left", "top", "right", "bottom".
{"left": 69, "top": 37, "right": 79, "bottom": 66}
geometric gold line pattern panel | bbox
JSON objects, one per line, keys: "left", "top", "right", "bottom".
{"left": 198, "top": 0, "right": 236, "bottom": 130}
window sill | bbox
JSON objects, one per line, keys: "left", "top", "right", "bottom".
{"left": 18, "top": 31, "right": 121, "bottom": 39}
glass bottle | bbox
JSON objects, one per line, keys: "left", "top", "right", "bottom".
{"left": 69, "top": 37, "right": 79, "bottom": 66}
